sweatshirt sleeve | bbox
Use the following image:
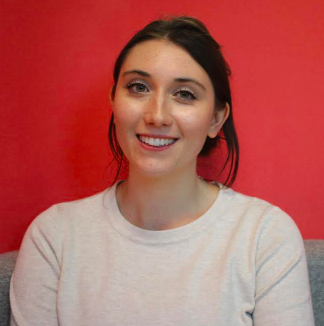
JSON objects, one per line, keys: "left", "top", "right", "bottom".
{"left": 253, "top": 206, "right": 315, "bottom": 325}
{"left": 10, "top": 205, "right": 61, "bottom": 326}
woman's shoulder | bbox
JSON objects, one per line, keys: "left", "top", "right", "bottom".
{"left": 55, "top": 188, "right": 109, "bottom": 217}
{"left": 214, "top": 186, "right": 305, "bottom": 277}
{"left": 220, "top": 184, "right": 286, "bottom": 214}
{"left": 218, "top": 185, "right": 301, "bottom": 240}
{"left": 28, "top": 187, "right": 114, "bottom": 233}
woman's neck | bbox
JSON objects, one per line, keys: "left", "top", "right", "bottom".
{"left": 116, "top": 168, "right": 219, "bottom": 231}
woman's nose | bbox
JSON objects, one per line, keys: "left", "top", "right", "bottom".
{"left": 143, "top": 96, "right": 173, "bottom": 127}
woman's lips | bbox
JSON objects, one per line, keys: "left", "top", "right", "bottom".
{"left": 137, "top": 134, "right": 178, "bottom": 150}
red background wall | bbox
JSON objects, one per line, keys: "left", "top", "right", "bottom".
{"left": 1, "top": 0, "right": 323, "bottom": 253}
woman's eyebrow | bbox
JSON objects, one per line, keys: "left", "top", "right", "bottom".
{"left": 122, "top": 69, "right": 150, "bottom": 77}
{"left": 174, "top": 78, "right": 206, "bottom": 91}
{"left": 121, "top": 71, "right": 206, "bottom": 91}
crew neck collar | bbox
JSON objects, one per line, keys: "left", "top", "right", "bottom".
{"left": 103, "top": 181, "right": 233, "bottom": 245}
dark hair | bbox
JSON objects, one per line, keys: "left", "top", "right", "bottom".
{"left": 108, "top": 16, "right": 239, "bottom": 186}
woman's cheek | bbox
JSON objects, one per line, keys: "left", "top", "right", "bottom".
{"left": 113, "top": 100, "right": 139, "bottom": 127}
{"left": 178, "top": 111, "right": 212, "bottom": 135}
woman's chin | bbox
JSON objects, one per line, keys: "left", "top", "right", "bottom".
{"left": 130, "top": 161, "right": 182, "bottom": 180}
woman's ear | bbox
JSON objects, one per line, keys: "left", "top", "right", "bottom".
{"left": 109, "top": 87, "right": 114, "bottom": 105}
{"left": 208, "top": 102, "right": 230, "bottom": 138}
{"left": 110, "top": 84, "right": 117, "bottom": 106}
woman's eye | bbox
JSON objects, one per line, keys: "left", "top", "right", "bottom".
{"left": 175, "top": 90, "right": 197, "bottom": 101}
{"left": 126, "top": 82, "right": 149, "bottom": 94}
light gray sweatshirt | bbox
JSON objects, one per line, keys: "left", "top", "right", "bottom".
{"left": 10, "top": 183, "right": 315, "bottom": 325}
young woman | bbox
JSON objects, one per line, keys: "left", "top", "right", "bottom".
{"left": 10, "top": 16, "right": 314, "bottom": 325}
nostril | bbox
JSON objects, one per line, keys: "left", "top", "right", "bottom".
{"left": 143, "top": 104, "right": 173, "bottom": 127}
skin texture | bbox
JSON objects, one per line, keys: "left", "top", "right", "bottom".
{"left": 111, "top": 40, "right": 229, "bottom": 230}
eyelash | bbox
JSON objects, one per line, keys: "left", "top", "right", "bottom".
{"left": 125, "top": 81, "right": 198, "bottom": 102}
{"left": 126, "top": 81, "right": 149, "bottom": 93}
{"left": 175, "top": 88, "right": 198, "bottom": 101}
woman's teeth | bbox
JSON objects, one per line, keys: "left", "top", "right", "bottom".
{"left": 138, "top": 136, "right": 176, "bottom": 147}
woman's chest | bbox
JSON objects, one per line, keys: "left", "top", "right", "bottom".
{"left": 56, "top": 235, "right": 256, "bottom": 325}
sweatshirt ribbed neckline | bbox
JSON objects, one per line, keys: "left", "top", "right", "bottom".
{"left": 103, "top": 181, "right": 234, "bottom": 245}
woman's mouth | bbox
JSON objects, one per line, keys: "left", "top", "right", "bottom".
{"left": 137, "top": 135, "right": 178, "bottom": 147}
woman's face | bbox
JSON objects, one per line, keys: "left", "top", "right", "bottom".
{"left": 112, "top": 39, "right": 228, "bottom": 178}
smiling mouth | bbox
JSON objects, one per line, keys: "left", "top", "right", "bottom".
{"left": 137, "top": 135, "right": 178, "bottom": 147}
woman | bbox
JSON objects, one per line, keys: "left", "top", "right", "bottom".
{"left": 10, "top": 16, "right": 314, "bottom": 325}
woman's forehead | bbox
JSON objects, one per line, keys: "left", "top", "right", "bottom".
{"left": 120, "top": 40, "right": 211, "bottom": 85}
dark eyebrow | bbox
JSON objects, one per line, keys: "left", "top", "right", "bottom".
{"left": 121, "top": 71, "right": 206, "bottom": 91}
{"left": 122, "top": 70, "right": 151, "bottom": 77}
{"left": 174, "top": 78, "right": 206, "bottom": 91}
